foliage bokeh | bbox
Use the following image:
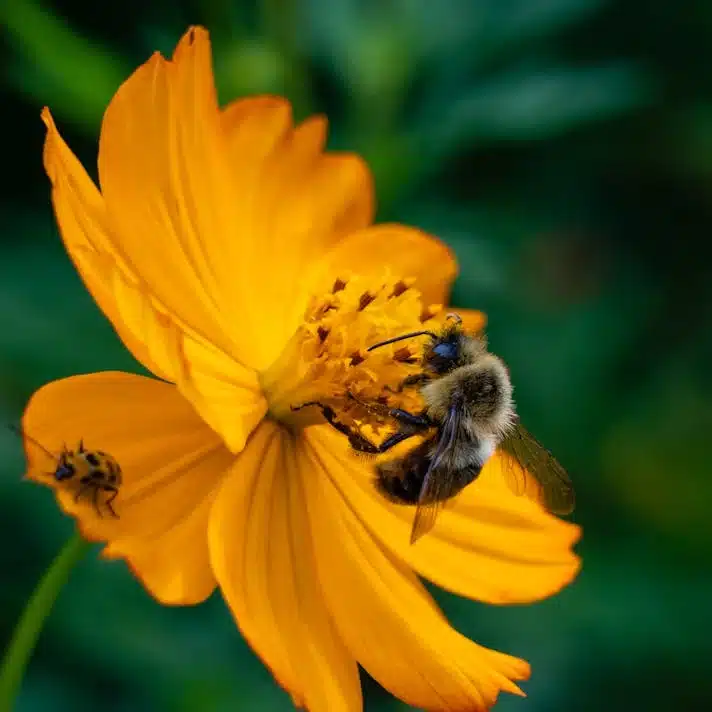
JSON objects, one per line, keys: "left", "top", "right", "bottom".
{"left": 1, "top": 0, "right": 711, "bottom": 709}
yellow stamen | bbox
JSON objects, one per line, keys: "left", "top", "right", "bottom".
{"left": 261, "top": 274, "right": 443, "bottom": 434}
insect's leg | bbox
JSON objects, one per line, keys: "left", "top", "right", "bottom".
{"left": 346, "top": 391, "right": 432, "bottom": 430}
{"left": 292, "top": 401, "right": 356, "bottom": 436}
{"left": 91, "top": 486, "right": 104, "bottom": 518}
{"left": 291, "top": 401, "right": 320, "bottom": 411}
{"left": 345, "top": 391, "right": 391, "bottom": 417}
{"left": 292, "top": 401, "right": 381, "bottom": 454}
{"left": 103, "top": 486, "right": 120, "bottom": 519}
{"left": 377, "top": 430, "right": 418, "bottom": 452}
{"left": 387, "top": 409, "right": 432, "bottom": 430}
{"left": 321, "top": 404, "right": 419, "bottom": 452}
{"left": 73, "top": 484, "right": 89, "bottom": 503}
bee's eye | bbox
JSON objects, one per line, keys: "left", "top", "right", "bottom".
{"left": 433, "top": 342, "right": 458, "bottom": 360}
{"left": 85, "top": 453, "right": 100, "bottom": 467}
{"left": 55, "top": 463, "right": 75, "bottom": 481}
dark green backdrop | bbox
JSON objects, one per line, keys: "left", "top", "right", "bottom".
{"left": 1, "top": 1, "right": 711, "bottom": 710}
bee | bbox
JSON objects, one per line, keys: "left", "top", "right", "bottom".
{"left": 12, "top": 426, "right": 122, "bottom": 518}
{"left": 296, "top": 314, "right": 574, "bottom": 543}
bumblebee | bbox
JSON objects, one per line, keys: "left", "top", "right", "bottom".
{"left": 297, "top": 314, "right": 574, "bottom": 543}
{"left": 14, "top": 427, "right": 122, "bottom": 518}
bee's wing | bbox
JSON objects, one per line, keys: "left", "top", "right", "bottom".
{"left": 498, "top": 422, "right": 575, "bottom": 515}
{"left": 410, "top": 402, "right": 462, "bottom": 544}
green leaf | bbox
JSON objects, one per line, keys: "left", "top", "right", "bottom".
{"left": 431, "top": 63, "right": 650, "bottom": 145}
{"left": 1, "top": 0, "right": 129, "bottom": 134}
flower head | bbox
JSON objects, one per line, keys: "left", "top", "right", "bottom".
{"left": 25, "top": 27, "right": 580, "bottom": 711}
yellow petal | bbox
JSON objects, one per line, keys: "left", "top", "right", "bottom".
{"left": 43, "top": 103, "right": 267, "bottom": 452}
{"left": 178, "top": 334, "right": 268, "bottom": 453}
{"left": 41, "top": 108, "right": 172, "bottom": 382}
{"left": 221, "top": 95, "right": 295, "bottom": 167}
{"left": 208, "top": 422, "right": 361, "bottom": 712}
{"left": 85, "top": 252, "right": 265, "bottom": 453}
{"left": 97, "top": 27, "right": 253, "bottom": 367}
{"left": 22, "top": 372, "right": 235, "bottom": 605}
{"left": 57, "top": 239, "right": 266, "bottom": 452}
{"left": 314, "top": 224, "right": 458, "bottom": 306}
{"left": 306, "top": 428, "right": 581, "bottom": 605}
{"left": 301, "top": 431, "right": 530, "bottom": 710}
{"left": 220, "top": 96, "right": 375, "bottom": 369}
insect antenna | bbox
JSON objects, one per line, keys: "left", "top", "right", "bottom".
{"left": 367, "top": 331, "right": 438, "bottom": 352}
{"left": 6, "top": 424, "right": 56, "bottom": 461}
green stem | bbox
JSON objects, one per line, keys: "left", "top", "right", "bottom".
{"left": 0, "top": 533, "right": 90, "bottom": 712}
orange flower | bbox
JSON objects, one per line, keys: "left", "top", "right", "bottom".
{"left": 25, "top": 27, "right": 581, "bottom": 711}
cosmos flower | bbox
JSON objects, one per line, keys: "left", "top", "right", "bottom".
{"left": 25, "top": 27, "right": 581, "bottom": 711}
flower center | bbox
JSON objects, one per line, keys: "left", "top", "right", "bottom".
{"left": 260, "top": 273, "right": 444, "bottom": 435}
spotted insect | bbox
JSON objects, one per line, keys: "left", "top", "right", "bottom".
{"left": 12, "top": 426, "right": 122, "bottom": 518}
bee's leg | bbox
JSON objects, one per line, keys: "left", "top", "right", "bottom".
{"left": 345, "top": 391, "right": 432, "bottom": 430}
{"left": 387, "top": 409, "right": 432, "bottom": 430}
{"left": 292, "top": 401, "right": 382, "bottom": 454}
{"left": 377, "top": 430, "right": 418, "bottom": 452}
{"left": 103, "top": 486, "right": 120, "bottom": 519}
{"left": 346, "top": 391, "right": 392, "bottom": 418}
{"left": 344, "top": 394, "right": 429, "bottom": 452}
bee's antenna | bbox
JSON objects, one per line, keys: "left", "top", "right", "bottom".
{"left": 367, "top": 331, "right": 438, "bottom": 352}
{"left": 6, "top": 424, "right": 56, "bottom": 460}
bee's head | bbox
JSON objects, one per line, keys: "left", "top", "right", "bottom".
{"left": 54, "top": 453, "right": 76, "bottom": 481}
{"left": 423, "top": 332, "right": 462, "bottom": 374}
{"left": 365, "top": 313, "right": 485, "bottom": 373}
{"left": 424, "top": 321, "right": 486, "bottom": 375}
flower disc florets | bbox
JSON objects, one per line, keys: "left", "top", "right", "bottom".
{"left": 261, "top": 273, "right": 443, "bottom": 435}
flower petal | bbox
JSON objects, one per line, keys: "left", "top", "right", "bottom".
{"left": 41, "top": 108, "right": 172, "bottom": 381}
{"left": 43, "top": 105, "right": 267, "bottom": 452}
{"left": 220, "top": 96, "right": 375, "bottom": 369}
{"left": 314, "top": 224, "right": 459, "bottom": 306}
{"left": 97, "top": 27, "right": 253, "bottom": 366}
{"left": 22, "top": 372, "right": 235, "bottom": 605}
{"left": 221, "top": 95, "right": 295, "bottom": 165}
{"left": 302, "top": 431, "right": 530, "bottom": 710}
{"left": 306, "top": 428, "right": 581, "bottom": 605}
{"left": 45, "top": 237, "right": 267, "bottom": 453}
{"left": 453, "top": 306, "right": 487, "bottom": 334}
{"left": 208, "top": 422, "right": 361, "bottom": 712}
{"left": 177, "top": 334, "right": 268, "bottom": 453}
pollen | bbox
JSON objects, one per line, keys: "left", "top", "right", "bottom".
{"left": 260, "top": 274, "right": 443, "bottom": 435}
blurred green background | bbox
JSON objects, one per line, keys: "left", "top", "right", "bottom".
{"left": 1, "top": 0, "right": 711, "bottom": 709}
